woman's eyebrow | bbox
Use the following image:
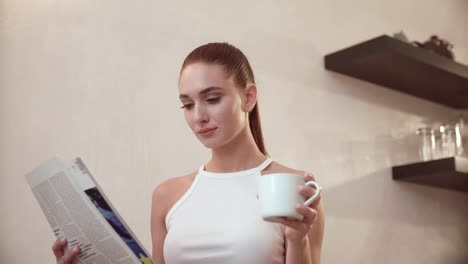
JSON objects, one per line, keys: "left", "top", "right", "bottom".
{"left": 179, "top": 86, "right": 223, "bottom": 99}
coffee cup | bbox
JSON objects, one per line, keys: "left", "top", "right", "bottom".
{"left": 258, "top": 173, "right": 321, "bottom": 222}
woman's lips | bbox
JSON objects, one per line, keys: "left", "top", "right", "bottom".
{"left": 198, "top": 127, "right": 217, "bottom": 136}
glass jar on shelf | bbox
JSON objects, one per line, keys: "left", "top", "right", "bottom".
{"left": 431, "top": 129, "right": 443, "bottom": 160}
{"left": 416, "top": 127, "right": 434, "bottom": 161}
{"left": 454, "top": 122, "right": 464, "bottom": 156}
{"left": 440, "top": 123, "right": 463, "bottom": 157}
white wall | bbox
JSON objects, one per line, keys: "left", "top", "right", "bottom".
{"left": 2, "top": 0, "right": 468, "bottom": 263}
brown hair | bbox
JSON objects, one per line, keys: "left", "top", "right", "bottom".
{"left": 180, "top": 42, "right": 268, "bottom": 156}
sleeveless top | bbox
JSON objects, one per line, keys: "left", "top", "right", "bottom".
{"left": 163, "top": 158, "right": 285, "bottom": 264}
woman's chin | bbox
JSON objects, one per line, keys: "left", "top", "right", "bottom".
{"left": 198, "top": 137, "right": 226, "bottom": 150}
{"left": 200, "top": 140, "right": 220, "bottom": 149}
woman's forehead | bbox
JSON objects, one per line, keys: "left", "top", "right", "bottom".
{"left": 179, "top": 63, "right": 235, "bottom": 95}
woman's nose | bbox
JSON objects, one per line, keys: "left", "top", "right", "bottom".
{"left": 194, "top": 104, "right": 209, "bottom": 124}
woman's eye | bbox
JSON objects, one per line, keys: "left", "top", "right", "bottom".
{"left": 206, "top": 97, "right": 221, "bottom": 103}
{"left": 181, "top": 103, "right": 194, "bottom": 110}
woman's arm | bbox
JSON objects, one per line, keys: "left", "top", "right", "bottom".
{"left": 285, "top": 200, "right": 324, "bottom": 264}
{"left": 151, "top": 184, "right": 169, "bottom": 264}
{"left": 276, "top": 170, "right": 324, "bottom": 264}
{"left": 308, "top": 200, "right": 325, "bottom": 263}
{"left": 150, "top": 174, "right": 196, "bottom": 264}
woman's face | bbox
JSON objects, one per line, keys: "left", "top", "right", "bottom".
{"left": 178, "top": 63, "right": 247, "bottom": 149}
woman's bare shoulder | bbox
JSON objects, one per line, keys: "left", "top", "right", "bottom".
{"left": 154, "top": 171, "right": 197, "bottom": 191}
{"left": 262, "top": 161, "right": 316, "bottom": 179}
{"left": 152, "top": 170, "right": 198, "bottom": 212}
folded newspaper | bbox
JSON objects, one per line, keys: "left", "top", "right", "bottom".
{"left": 25, "top": 156, "right": 155, "bottom": 264}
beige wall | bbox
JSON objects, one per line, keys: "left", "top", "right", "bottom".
{"left": 2, "top": 1, "right": 468, "bottom": 263}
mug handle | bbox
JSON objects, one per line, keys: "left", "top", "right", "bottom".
{"left": 303, "top": 181, "right": 321, "bottom": 206}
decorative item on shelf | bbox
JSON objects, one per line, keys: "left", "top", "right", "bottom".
{"left": 412, "top": 35, "right": 455, "bottom": 60}
{"left": 392, "top": 31, "right": 455, "bottom": 60}
{"left": 392, "top": 31, "right": 409, "bottom": 43}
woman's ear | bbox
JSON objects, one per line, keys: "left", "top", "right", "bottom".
{"left": 243, "top": 83, "right": 257, "bottom": 112}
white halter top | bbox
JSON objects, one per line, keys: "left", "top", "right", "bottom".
{"left": 163, "top": 158, "right": 285, "bottom": 264}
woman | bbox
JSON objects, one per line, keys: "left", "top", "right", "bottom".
{"left": 53, "top": 42, "right": 324, "bottom": 264}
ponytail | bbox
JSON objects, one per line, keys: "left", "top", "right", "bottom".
{"left": 248, "top": 103, "right": 268, "bottom": 156}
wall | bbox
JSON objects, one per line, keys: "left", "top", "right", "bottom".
{"left": 1, "top": 0, "right": 468, "bottom": 263}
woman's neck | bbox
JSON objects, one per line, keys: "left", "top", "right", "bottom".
{"left": 206, "top": 127, "right": 267, "bottom": 173}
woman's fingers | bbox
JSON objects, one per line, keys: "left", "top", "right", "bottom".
{"left": 276, "top": 217, "right": 303, "bottom": 230}
{"left": 52, "top": 238, "right": 80, "bottom": 264}
{"left": 277, "top": 205, "right": 318, "bottom": 228}
{"left": 302, "top": 171, "right": 322, "bottom": 208}
{"left": 299, "top": 185, "right": 317, "bottom": 198}
{"left": 61, "top": 246, "right": 81, "bottom": 264}
{"left": 299, "top": 186, "right": 321, "bottom": 208}
{"left": 296, "top": 204, "right": 318, "bottom": 225}
{"left": 52, "top": 238, "right": 66, "bottom": 259}
{"left": 304, "top": 173, "right": 316, "bottom": 182}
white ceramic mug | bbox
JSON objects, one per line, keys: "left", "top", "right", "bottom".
{"left": 258, "top": 173, "right": 321, "bottom": 222}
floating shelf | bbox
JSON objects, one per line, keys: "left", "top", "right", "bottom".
{"left": 392, "top": 156, "right": 468, "bottom": 193}
{"left": 324, "top": 35, "right": 468, "bottom": 109}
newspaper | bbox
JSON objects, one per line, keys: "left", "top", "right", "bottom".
{"left": 25, "top": 155, "right": 155, "bottom": 264}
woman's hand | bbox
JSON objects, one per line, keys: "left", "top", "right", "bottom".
{"left": 52, "top": 238, "right": 80, "bottom": 264}
{"left": 277, "top": 171, "right": 321, "bottom": 244}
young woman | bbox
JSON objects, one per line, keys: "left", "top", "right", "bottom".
{"left": 53, "top": 42, "right": 324, "bottom": 264}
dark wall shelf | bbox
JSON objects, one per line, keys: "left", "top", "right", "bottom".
{"left": 392, "top": 156, "right": 468, "bottom": 193}
{"left": 324, "top": 35, "right": 468, "bottom": 109}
